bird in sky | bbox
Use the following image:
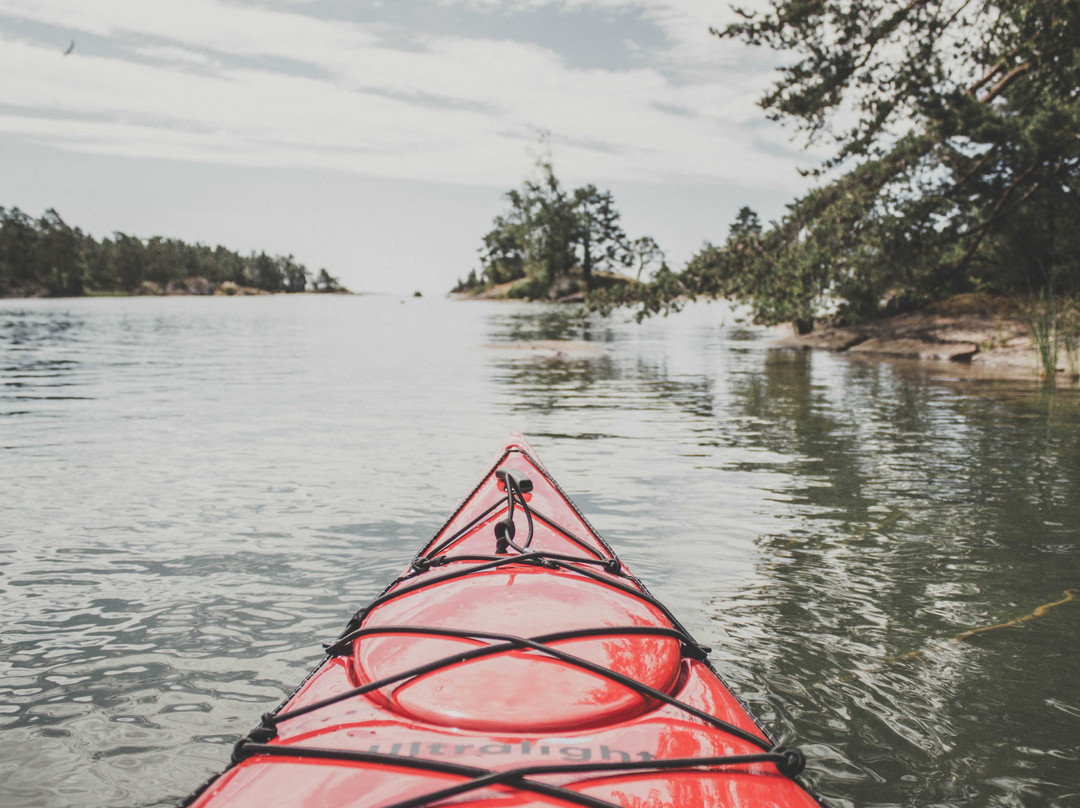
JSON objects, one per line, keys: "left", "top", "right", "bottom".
{"left": 64, "top": 40, "right": 74, "bottom": 55}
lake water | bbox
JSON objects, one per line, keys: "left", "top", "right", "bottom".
{"left": 1, "top": 294, "right": 1078, "bottom": 808}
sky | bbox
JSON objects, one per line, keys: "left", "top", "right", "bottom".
{"left": 1, "top": 0, "right": 819, "bottom": 294}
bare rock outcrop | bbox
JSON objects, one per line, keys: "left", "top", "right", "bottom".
{"left": 775, "top": 295, "right": 1069, "bottom": 378}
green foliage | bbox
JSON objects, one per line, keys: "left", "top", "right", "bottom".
{"left": 620, "top": 0, "right": 1080, "bottom": 330}
{"left": 1021, "top": 290, "right": 1061, "bottom": 379}
{"left": 0, "top": 206, "right": 328, "bottom": 296}
{"left": 572, "top": 184, "right": 628, "bottom": 289}
{"left": 1016, "top": 290, "right": 1080, "bottom": 379}
{"left": 312, "top": 268, "right": 345, "bottom": 292}
{"left": 249, "top": 252, "right": 284, "bottom": 292}
{"left": 681, "top": 206, "right": 828, "bottom": 332}
{"left": 282, "top": 256, "right": 310, "bottom": 293}
{"left": 506, "top": 275, "right": 551, "bottom": 300}
{"left": 588, "top": 262, "right": 686, "bottom": 322}
{"left": 479, "top": 206, "right": 530, "bottom": 286}
{"left": 476, "top": 157, "right": 579, "bottom": 291}
{"left": 452, "top": 269, "right": 483, "bottom": 294}
{"left": 627, "top": 236, "right": 665, "bottom": 282}
{"left": 470, "top": 149, "right": 658, "bottom": 298}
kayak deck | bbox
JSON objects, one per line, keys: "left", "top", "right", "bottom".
{"left": 183, "top": 436, "right": 821, "bottom": 807}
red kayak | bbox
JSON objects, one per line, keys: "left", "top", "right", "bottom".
{"left": 182, "top": 436, "right": 822, "bottom": 807}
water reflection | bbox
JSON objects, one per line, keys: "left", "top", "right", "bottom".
{"left": 487, "top": 305, "right": 611, "bottom": 344}
{"left": 1, "top": 308, "right": 84, "bottom": 344}
{"left": 486, "top": 326, "right": 717, "bottom": 423}
{"left": 713, "top": 350, "right": 1080, "bottom": 806}
{"left": 483, "top": 308, "right": 1080, "bottom": 806}
{"left": 0, "top": 297, "right": 1077, "bottom": 807}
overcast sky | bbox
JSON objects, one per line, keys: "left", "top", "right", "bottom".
{"left": 2, "top": 0, "right": 817, "bottom": 294}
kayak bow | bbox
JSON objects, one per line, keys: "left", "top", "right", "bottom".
{"left": 183, "top": 435, "right": 822, "bottom": 807}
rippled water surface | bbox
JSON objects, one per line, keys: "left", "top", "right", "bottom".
{"left": 1, "top": 295, "right": 1078, "bottom": 808}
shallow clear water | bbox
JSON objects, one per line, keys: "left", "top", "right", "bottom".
{"left": 1, "top": 295, "right": 1078, "bottom": 808}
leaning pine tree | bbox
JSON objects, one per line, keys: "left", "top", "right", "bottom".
{"left": 603, "top": 0, "right": 1080, "bottom": 335}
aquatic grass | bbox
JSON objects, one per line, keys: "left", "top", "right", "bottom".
{"left": 1015, "top": 291, "right": 1060, "bottom": 380}
{"left": 1021, "top": 293, "right": 1080, "bottom": 382}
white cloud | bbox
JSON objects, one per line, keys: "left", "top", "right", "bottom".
{"left": 0, "top": 0, "right": 808, "bottom": 189}
{"left": 438, "top": 0, "right": 774, "bottom": 73}
{"left": 132, "top": 45, "right": 221, "bottom": 69}
{"left": 1, "top": 0, "right": 382, "bottom": 60}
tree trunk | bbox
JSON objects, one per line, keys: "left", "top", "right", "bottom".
{"left": 582, "top": 231, "right": 593, "bottom": 291}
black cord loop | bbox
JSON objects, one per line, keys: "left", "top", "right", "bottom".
{"left": 494, "top": 467, "right": 535, "bottom": 554}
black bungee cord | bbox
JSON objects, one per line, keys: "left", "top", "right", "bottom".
{"left": 194, "top": 458, "right": 812, "bottom": 808}
{"left": 494, "top": 467, "right": 535, "bottom": 554}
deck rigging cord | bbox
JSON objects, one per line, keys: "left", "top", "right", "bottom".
{"left": 194, "top": 451, "right": 811, "bottom": 808}
{"left": 494, "top": 467, "right": 535, "bottom": 554}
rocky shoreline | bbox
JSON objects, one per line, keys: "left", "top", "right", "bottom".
{"left": 775, "top": 297, "right": 1075, "bottom": 380}
{"left": 455, "top": 270, "right": 636, "bottom": 305}
{"left": 140, "top": 278, "right": 268, "bottom": 296}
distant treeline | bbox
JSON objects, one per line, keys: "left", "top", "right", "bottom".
{"left": 0, "top": 206, "right": 346, "bottom": 297}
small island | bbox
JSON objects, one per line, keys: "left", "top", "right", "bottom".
{"left": 452, "top": 153, "right": 661, "bottom": 305}
{"left": 0, "top": 206, "right": 348, "bottom": 298}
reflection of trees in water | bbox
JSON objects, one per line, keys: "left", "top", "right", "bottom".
{"left": 1, "top": 310, "right": 87, "bottom": 411}
{"left": 715, "top": 350, "right": 1080, "bottom": 805}
{"left": 631, "top": 363, "right": 715, "bottom": 420}
{"left": 487, "top": 305, "right": 724, "bottom": 421}
{"left": 493, "top": 353, "right": 715, "bottom": 421}
{"left": 486, "top": 306, "right": 606, "bottom": 345}
{"left": 1, "top": 308, "right": 83, "bottom": 348}
{"left": 482, "top": 306, "right": 1080, "bottom": 802}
